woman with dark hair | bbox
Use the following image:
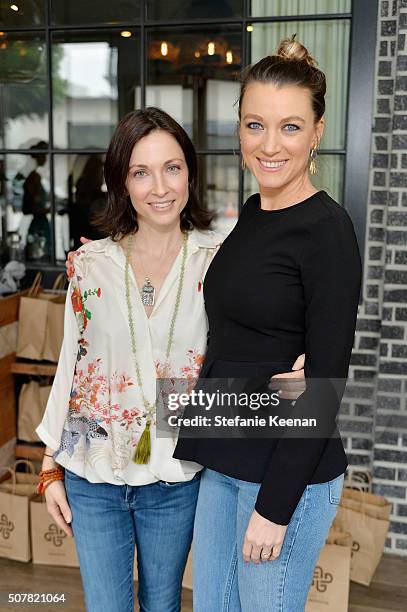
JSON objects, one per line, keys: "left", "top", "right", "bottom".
{"left": 35, "top": 107, "right": 222, "bottom": 612}
{"left": 174, "top": 37, "right": 362, "bottom": 610}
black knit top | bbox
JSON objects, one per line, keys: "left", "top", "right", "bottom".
{"left": 173, "top": 190, "right": 362, "bottom": 525}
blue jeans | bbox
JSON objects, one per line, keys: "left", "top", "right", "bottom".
{"left": 64, "top": 469, "right": 200, "bottom": 612}
{"left": 192, "top": 468, "right": 344, "bottom": 612}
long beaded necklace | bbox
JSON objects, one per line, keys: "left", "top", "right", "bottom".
{"left": 124, "top": 232, "right": 188, "bottom": 464}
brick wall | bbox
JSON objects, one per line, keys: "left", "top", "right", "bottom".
{"left": 349, "top": 0, "right": 407, "bottom": 556}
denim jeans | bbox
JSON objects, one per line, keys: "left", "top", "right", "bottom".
{"left": 64, "top": 469, "right": 200, "bottom": 612}
{"left": 192, "top": 468, "right": 344, "bottom": 612}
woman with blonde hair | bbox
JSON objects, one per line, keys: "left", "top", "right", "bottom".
{"left": 174, "top": 37, "right": 361, "bottom": 611}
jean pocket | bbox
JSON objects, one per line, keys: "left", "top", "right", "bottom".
{"left": 328, "top": 473, "right": 344, "bottom": 505}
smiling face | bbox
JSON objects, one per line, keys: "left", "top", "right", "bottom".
{"left": 239, "top": 81, "right": 325, "bottom": 198}
{"left": 125, "top": 129, "right": 189, "bottom": 231}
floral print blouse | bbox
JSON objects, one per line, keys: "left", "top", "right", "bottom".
{"left": 36, "top": 229, "right": 223, "bottom": 485}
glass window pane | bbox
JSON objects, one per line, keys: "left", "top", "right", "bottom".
{"left": 0, "top": 0, "right": 45, "bottom": 27}
{"left": 52, "top": 30, "right": 140, "bottom": 149}
{"left": 250, "top": 0, "right": 351, "bottom": 17}
{"left": 0, "top": 32, "right": 49, "bottom": 149}
{"left": 146, "top": 27, "right": 241, "bottom": 150}
{"left": 0, "top": 153, "right": 52, "bottom": 264}
{"left": 53, "top": 154, "right": 108, "bottom": 261}
{"left": 51, "top": 0, "right": 141, "bottom": 25}
{"left": 312, "top": 154, "right": 344, "bottom": 203}
{"left": 243, "top": 154, "right": 344, "bottom": 204}
{"left": 250, "top": 20, "right": 350, "bottom": 149}
{"left": 147, "top": 0, "right": 243, "bottom": 21}
{"left": 198, "top": 155, "right": 239, "bottom": 236}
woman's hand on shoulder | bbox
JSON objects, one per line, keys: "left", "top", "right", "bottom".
{"left": 65, "top": 237, "right": 92, "bottom": 279}
{"left": 243, "top": 510, "right": 288, "bottom": 563}
{"left": 269, "top": 353, "right": 306, "bottom": 400}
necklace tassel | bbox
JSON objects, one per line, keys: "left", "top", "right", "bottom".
{"left": 133, "top": 420, "right": 151, "bottom": 464}
{"left": 126, "top": 233, "right": 188, "bottom": 466}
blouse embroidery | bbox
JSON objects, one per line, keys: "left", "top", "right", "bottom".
{"left": 36, "top": 229, "right": 224, "bottom": 485}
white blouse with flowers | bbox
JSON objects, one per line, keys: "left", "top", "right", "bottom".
{"left": 36, "top": 229, "right": 223, "bottom": 485}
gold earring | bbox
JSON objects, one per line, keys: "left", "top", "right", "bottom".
{"left": 309, "top": 146, "right": 318, "bottom": 175}
{"left": 241, "top": 157, "right": 246, "bottom": 170}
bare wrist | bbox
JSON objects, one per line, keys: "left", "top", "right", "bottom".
{"left": 42, "top": 448, "right": 57, "bottom": 469}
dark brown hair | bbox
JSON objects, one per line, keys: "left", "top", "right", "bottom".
{"left": 238, "top": 36, "right": 326, "bottom": 122}
{"left": 100, "top": 107, "right": 213, "bottom": 239}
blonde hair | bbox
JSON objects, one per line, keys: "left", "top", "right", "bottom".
{"left": 238, "top": 35, "right": 325, "bottom": 121}
{"left": 275, "top": 36, "right": 318, "bottom": 67}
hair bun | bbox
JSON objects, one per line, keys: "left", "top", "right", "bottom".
{"left": 275, "top": 36, "right": 317, "bottom": 67}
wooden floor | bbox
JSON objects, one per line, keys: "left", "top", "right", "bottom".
{"left": 0, "top": 554, "right": 406, "bottom": 611}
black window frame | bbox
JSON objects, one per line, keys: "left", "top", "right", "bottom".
{"left": 0, "top": 0, "right": 378, "bottom": 271}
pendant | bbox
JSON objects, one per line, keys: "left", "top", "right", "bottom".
{"left": 141, "top": 278, "right": 155, "bottom": 306}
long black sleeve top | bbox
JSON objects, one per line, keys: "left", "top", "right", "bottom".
{"left": 173, "top": 190, "right": 362, "bottom": 525}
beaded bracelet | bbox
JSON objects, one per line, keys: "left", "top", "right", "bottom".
{"left": 37, "top": 467, "right": 65, "bottom": 495}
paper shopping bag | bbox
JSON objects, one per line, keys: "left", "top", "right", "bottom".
{"left": 18, "top": 380, "right": 51, "bottom": 442}
{"left": 333, "top": 489, "right": 391, "bottom": 586}
{"left": 10, "top": 460, "right": 39, "bottom": 486}
{"left": 306, "top": 530, "right": 352, "bottom": 612}
{"left": 42, "top": 274, "right": 66, "bottom": 362}
{"left": 340, "top": 487, "right": 391, "bottom": 520}
{"left": 0, "top": 463, "right": 38, "bottom": 497}
{"left": 0, "top": 467, "right": 37, "bottom": 561}
{"left": 17, "top": 273, "right": 66, "bottom": 362}
{"left": 30, "top": 494, "right": 79, "bottom": 567}
{"left": 16, "top": 273, "right": 49, "bottom": 361}
{"left": 332, "top": 469, "right": 391, "bottom": 586}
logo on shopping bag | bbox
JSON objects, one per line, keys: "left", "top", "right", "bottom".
{"left": 44, "top": 524, "right": 67, "bottom": 547}
{"left": 312, "top": 565, "right": 333, "bottom": 592}
{"left": 0, "top": 513, "right": 15, "bottom": 539}
{"left": 351, "top": 540, "right": 360, "bottom": 557}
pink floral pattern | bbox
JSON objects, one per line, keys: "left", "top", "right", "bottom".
{"left": 155, "top": 348, "right": 204, "bottom": 382}
{"left": 155, "top": 349, "right": 205, "bottom": 424}
{"left": 41, "top": 234, "right": 224, "bottom": 474}
{"left": 69, "top": 358, "right": 144, "bottom": 431}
